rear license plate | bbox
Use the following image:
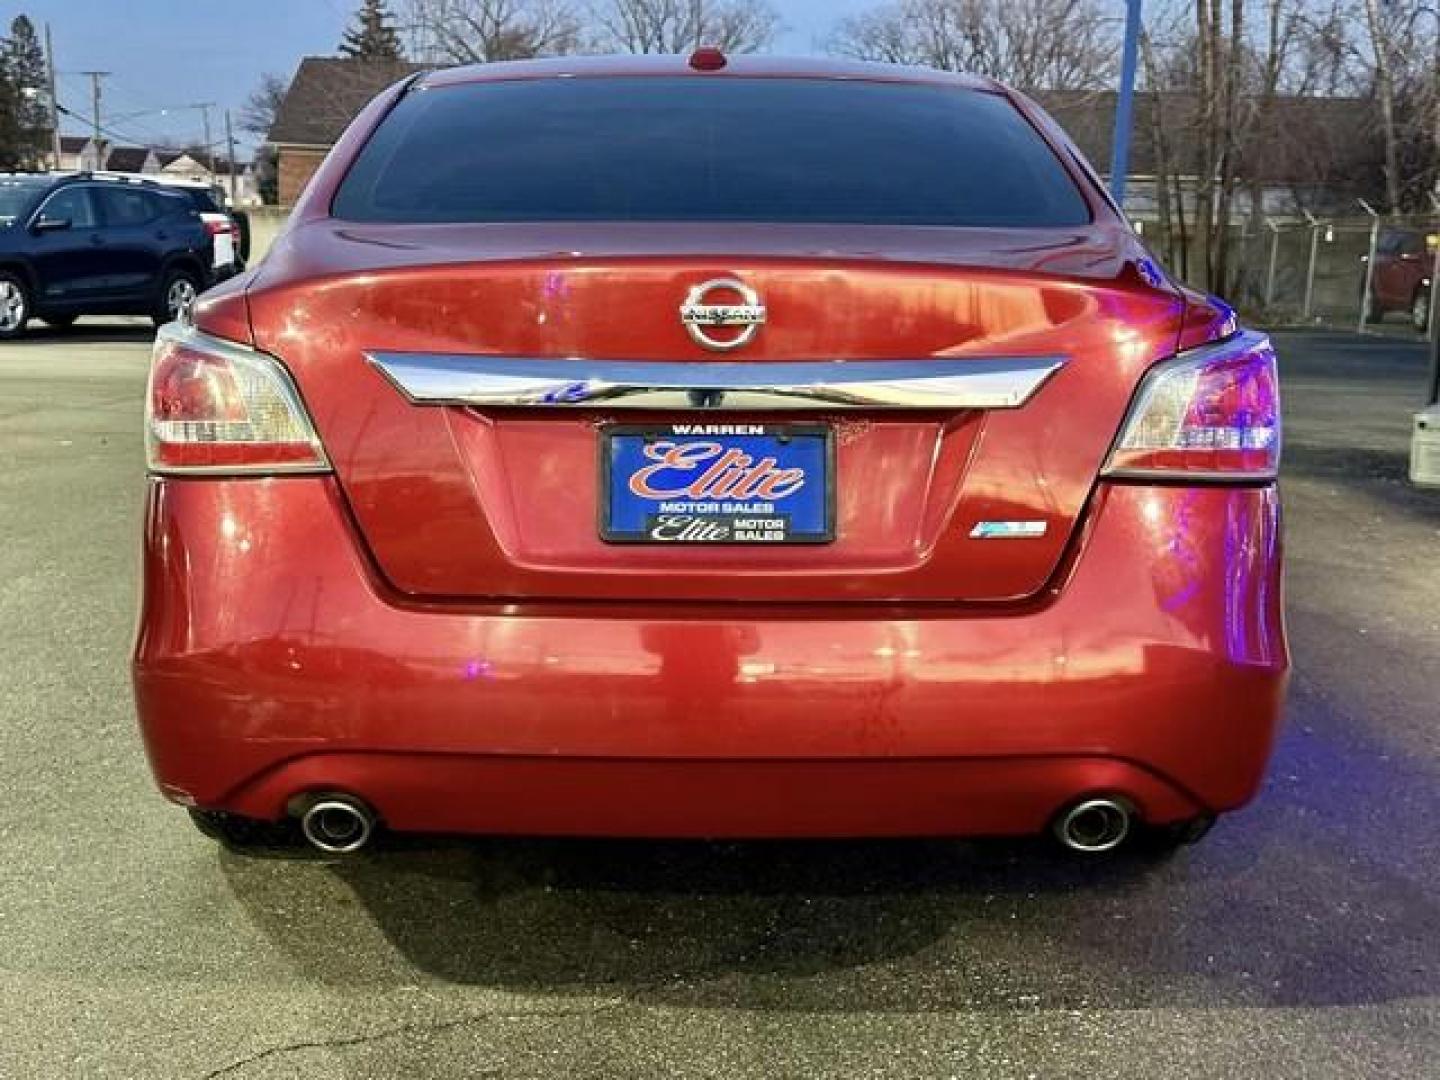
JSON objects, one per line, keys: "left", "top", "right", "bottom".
{"left": 602, "top": 424, "right": 834, "bottom": 544}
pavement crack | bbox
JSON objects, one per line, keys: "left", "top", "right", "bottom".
{"left": 196, "top": 1000, "right": 628, "bottom": 1079}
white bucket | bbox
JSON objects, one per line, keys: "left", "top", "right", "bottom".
{"left": 1411, "top": 405, "right": 1440, "bottom": 488}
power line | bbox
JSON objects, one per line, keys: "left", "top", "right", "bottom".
{"left": 56, "top": 89, "right": 225, "bottom": 151}
{"left": 55, "top": 101, "right": 170, "bottom": 154}
{"left": 103, "top": 79, "right": 212, "bottom": 143}
{"left": 187, "top": 103, "right": 216, "bottom": 174}
{"left": 56, "top": 72, "right": 235, "bottom": 157}
{"left": 78, "top": 104, "right": 177, "bottom": 149}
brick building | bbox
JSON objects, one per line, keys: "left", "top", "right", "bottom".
{"left": 267, "top": 57, "right": 427, "bottom": 206}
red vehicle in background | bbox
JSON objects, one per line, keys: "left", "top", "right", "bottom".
{"left": 1364, "top": 227, "right": 1435, "bottom": 332}
{"left": 133, "top": 53, "right": 1288, "bottom": 858}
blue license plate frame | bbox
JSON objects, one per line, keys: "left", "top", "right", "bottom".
{"left": 601, "top": 423, "right": 835, "bottom": 544}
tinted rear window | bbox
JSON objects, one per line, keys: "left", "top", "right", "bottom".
{"left": 97, "top": 186, "right": 161, "bottom": 226}
{"left": 333, "top": 77, "right": 1091, "bottom": 228}
{"left": 153, "top": 191, "right": 195, "bottom": 218}
{"left": 180, "top": 188, "right": 222, "bottom": 213}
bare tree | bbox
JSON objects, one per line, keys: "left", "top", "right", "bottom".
{"left": 238, "top": 73, "right": 289, "bottom": 138}
{"left": 1140, "top": 28, "right": 1187, "bottom": 276}
{"left": 1238, "top": 0, "right": 1293, "bottom": 228}
{"left": 1146, "top": 0, "right": 1250, "bottom": 292}
{"left": 1316, "top": 0, "right": 1439, "bottom": 211}
{"left": 400, "top": 0, "right": 583, "bottom": 62}
{"left": 590, "top": 0, "right": 780, "bottom": 54}
{"left": 237, "top": 72, "right": 291, "bottom": 205}
{"left": 829, "top": 0, "right": 1119, "bottom": 92}
{"left": 1432, "top": 10, "right": 1440, "bottom": 202}
{"left": 1354, "top": 0, "right": 1440, "bottom": 213}
{"left": 1212, "top": 0, "right": 1246, "bottom": 288}
{"left": 1360, "top": 0, "right": 1403, "bottom": 210}
{"left": 1139, "top": 0, "right": 1339, "bottom": 290}
{"left": 1282, "top": 0, "right": 1354, "bottom": 96}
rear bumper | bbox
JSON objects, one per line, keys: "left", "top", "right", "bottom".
{"left": 132, "top": 478, "right": 1288, "bottom": 838}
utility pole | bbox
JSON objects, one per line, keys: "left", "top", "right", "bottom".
{"left": 224, "top": 109, "right": 237, "bottom": 202}
{"left": 187, "top": 102, "right": 216, "bottom": 178}
{"left": 80, "top": 70, "right": 110, "bottom": 168}
{"left": 44, "top": 24, "right": 61, "bottom": 168}
{"left": 1108, "top": 0, "right": 1143, "bottom": 208}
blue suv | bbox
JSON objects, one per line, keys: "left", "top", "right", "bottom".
{"left": 0, "top": 173, "right": 214, "bottom": 339}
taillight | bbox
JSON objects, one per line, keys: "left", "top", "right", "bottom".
{"left": 203, "top": 218, "right": 231, "bottom": 236}
{"left": 1103, "top": 330, "right": 1280, "bottom": 481}
{"left": 146, "top": 325, "right": 329, "bottom": 474}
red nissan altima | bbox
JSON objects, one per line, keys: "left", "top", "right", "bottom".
{"left": 133, "top": 53, "right": 1287, "bottom": 856}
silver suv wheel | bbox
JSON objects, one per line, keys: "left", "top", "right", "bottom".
{"left": 0, "top": 278, "right": 27, "bottom": 333}
{"left": 166, "top": 276, "right": 198, "bottom": 322}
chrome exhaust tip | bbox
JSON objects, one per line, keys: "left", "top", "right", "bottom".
{"left": 299, "top": 795, "right": 375, "bottom": 854}
{"left": 1053, "top": 797, "right": 1133, "bottom": 854}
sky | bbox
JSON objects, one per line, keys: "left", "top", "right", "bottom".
{"left": 8, "top": 0, "right": 879, "bottom": 157}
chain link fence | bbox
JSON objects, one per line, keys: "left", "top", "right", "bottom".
{"left": 1137, "top": 214, "right": 1440, "bottom": 339}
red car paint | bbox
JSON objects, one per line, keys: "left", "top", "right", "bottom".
{"left": 133, "top": 55, "right": 1288, "bottom": 843}
{"left": 1365, "top": 227, "right": 1433, "bottom": 330}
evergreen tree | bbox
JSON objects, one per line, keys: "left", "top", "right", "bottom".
{"left": 339, "top": 0, "right": 404, "bottom": 61}
{"left": 1, "top": 17, "right": 52, "bottom": 169}
{"left": 0, "top": 73, "right": 22, "bottom": 171}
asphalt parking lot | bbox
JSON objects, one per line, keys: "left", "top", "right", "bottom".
{"left": 0, "top": 324, "right": 1437, "bottom": 1078}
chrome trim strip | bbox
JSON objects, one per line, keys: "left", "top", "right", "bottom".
{"left": 365, "top": 354, "right": 1065, "bottom": 411}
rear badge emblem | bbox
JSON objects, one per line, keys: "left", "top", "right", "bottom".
{"left": 680, "top": 277, "right": 766, "bottom": 351}
{"left": 970, "top": 520, "right": 1049, "bottom": 539}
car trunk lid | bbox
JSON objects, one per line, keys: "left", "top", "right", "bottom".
{"left": 248, "top": 221, "right": 1185, "bottom": 604}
